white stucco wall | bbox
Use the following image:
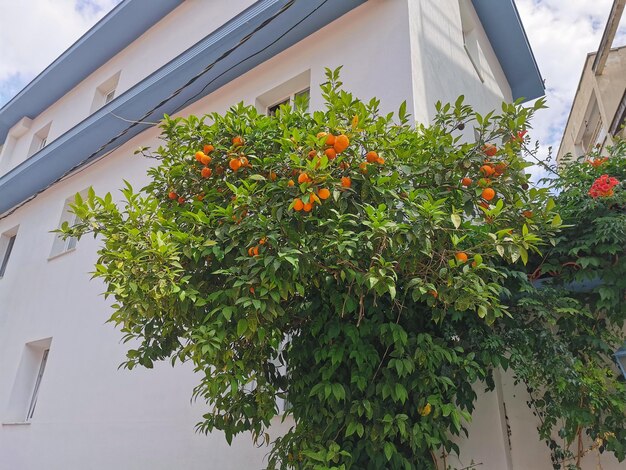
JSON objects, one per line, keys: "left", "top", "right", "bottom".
{"left": 407, "top": 0, "right": 512, "bottom": 124}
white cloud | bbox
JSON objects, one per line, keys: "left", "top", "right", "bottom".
{"left": 0, "top": 0, "right": 120, "bottom": 106}
{"left": 516, "top": 0, "right": 626, "bottom": 182}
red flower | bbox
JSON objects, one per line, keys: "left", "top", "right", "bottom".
{"left": 589, "top": 174, "right": 619, "bottom": 198}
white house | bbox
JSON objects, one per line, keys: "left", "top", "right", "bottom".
{"left": 3, "top": 1, "right": 611, "bottom": 469}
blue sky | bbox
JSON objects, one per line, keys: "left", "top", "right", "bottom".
{"left": 0, "top": 0, "right": 624, "bottom": 179}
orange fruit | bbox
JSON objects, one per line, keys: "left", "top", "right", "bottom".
{"left": 376, "top": 157, "right": 385, "bottom": 165}
{"left": 248, "top": 247, "right": 254, "bottom": 256}
{"left": 229, "top": 158, "right": 242, "bottom": 171}
{"left": 239, "top": 156, "right": 249, "bottom": 167}
{"left": 461, "top": 177, "right": 472, "bottom": 187}
{"left": 320, "top": 132, "right": 337, "bottom": 146}
{"left": 201, "top": 167, "right": 212, "bottom": 178}
{"left": 232, "top": 136, "right": 244, "bottom": 147}
{"left": 522, "top": 210, "right": 533, "bottom": 218}
{"left": 269, "top": 171, "right": 277, "bottom": 181}
{"left": 298, "top": 173, "right": 310, "bottom": 184}
{"left": 196, "top": 194, "right": 205, "bottom": 201}
{"left": 303, "top": 202, "right": 313, "bottom": 212}
{"left": 366, "top": 151, "right": 379, "bottom": 163}
{"left": 317, "top": 132, "right": 336, "bottom": 146}
{"left": 249, "top": 287, "right": 255, "bottom": 294}
{"left": 334, "top": 134, "right": 349, "bottom": 153}
{"left": 259, "top": 237, "right": 267, "bottom": 245}
{"left": 480, "top": 165, "right": 495, "bottom": 177}
{"left": 481, "top": 188, "right": 495, "bottom": 201}
{"left": 429, "top": 290, "right": 438, "bottom": 299}
{"left": 293, "top": 198, "right": 304, "bottom": 211}
{"left": 253, "top": 246, "right": 259, "bottom": 256}
{"left": 288, "top": 179, "right": 295, "bottom": 187}
{"left": 168, "top": 191, "right": 177, "bottom": 200}
{"left": 455, "top": 252, "right": 468, "bottom": 263}
{"left": 177, "top": 196, "right": 185, "bottom": 204}
{"left": 482, "top": 143, "right": 497, "bottom": 156}
{"left": 318, "top": 188, "right": 331, "bottom": 200}
{"left": 359, "top": 162, "right": 368, "bottom": 173}
{"left": 341, "top": 176, "right": 351, "bottom": 188}
{"left": 324, "top": 148, "right": 337, "bottom": 160}
{"left": 495, "top": 162, "right": 507, "bottom": 174}
{"left": 201, "top": 154, "right": 212, "bottom": 165}
{"left": 195, "top": 151, "right": 205, "bottom": 162}
{"left": 478, "top": 178, "right": 492, "bottom": 188}
{"left": 203, "top": 144, "right": 214, "bottom": 154}
{"left": 308, "top": 150, "right": 317, "bottom": 159}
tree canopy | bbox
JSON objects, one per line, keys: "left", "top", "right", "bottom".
{"left": 64, "top": 69, "right": 625, "bottom": 469}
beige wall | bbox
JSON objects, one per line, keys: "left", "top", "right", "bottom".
{"left": 558, "top": 46, "right": 626, "bottom": 164}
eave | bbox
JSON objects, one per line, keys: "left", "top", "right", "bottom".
{"left": 471, "top": 0, "right": 545, "bottom": 102}
{"left": 0, "top": 0, "right": 183, "bottom": 144}
{"left": 0, "top": 0, "right": 366, "bottom": 216}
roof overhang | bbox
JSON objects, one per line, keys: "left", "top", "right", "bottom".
{"left": 0, "top": 0, "right": 183, "bottom": 144}
{"left": 0, "top": 0, "right": 366, "bottom": 216}
{"left": 471, "top": 0, "right": 545, "bottom": 102}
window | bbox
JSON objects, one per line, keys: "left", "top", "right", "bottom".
{"left": 609, "top": 90, "right": 626, "bottom": 137}
{"left": 49, "top": 194, "right": 83, "bottom": 258}
{"left": 104, "top": 88, "right": 116, "bottom": 105}
{"left": 4, "top": 338, "right": 52, "bottom": 423}
{"left": 459, "top": 0, "right": 484, "bottom": 82}
{"left": 576, "top": 94, "right": 605, "bottom": 154}
{"left": 267, "top": 88, "right": 310, "bottom": 116}
{"left": 27, "top": 122, "right": 51, "bottom": 157}
{"left": 256, "top": 70, "right": 311, "bottom": 115}
{"left": 26, "top": 349, "right": 49, "bottom": 421}
{"left": 0, "top": 226, "right": 18, "bottom": 278}
{"left": 91, "top": 71, "right": 121, "bottom": 113}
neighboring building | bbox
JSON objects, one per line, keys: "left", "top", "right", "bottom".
{"left": 1, "top": 1, "right": 613, "bottom": 469}
{"left": 557, "top": 0, "right": 626, "bottom": 164}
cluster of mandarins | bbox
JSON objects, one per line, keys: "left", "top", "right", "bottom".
{"left": 460, "top": 143, "right": 501, "bottom": 205}
{"left": 291, "top": 131, "right": 361, "bottom": 213}
{"left": 170, "top": 126, "right": 389, "bottom": 215}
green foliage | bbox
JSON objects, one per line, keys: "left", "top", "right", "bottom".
{"left": 498, "top": 142, "right": 626, "bottom": 468}
{"left": 61, "top": 68, "right": 626, "bottom": 469}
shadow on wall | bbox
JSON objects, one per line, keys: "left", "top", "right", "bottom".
{"left": 416, "top": 0, "right": 511, "bottom": 125}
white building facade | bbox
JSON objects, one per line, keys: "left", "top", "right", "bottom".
{"left": 4, "top": 1, "right": 614, "bottom": 469}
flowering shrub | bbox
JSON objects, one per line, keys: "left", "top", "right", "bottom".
{"left": 588, "top": 174, "right": 620, "bottom": 198}
{"left": 504, "top": 141, "right": 626, "bottom": 468}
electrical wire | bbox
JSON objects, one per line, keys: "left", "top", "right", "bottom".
{"left": 0, "top": 0, "right": 330, "bottom": 220}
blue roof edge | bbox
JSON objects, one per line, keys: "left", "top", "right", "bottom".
{"left": 472, "top": 0, "right": 545, "bottom": 102}
{"left": 0, "top": 0, "right": 366, "bottom": 216}
{"left": 0, "top": 0, "right": 183, "bottom": 143}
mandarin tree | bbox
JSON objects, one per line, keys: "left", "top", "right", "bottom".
{"left": 64, "top": 69, "right": 562, "bottom": 469}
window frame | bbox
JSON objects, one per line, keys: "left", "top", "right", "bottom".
{"left": 49, "top": 194, "right": 84, "bottom": 259}
{"left": 266, "top": 87, "right": 310, "bottom": 116}
{"left": 0, "top": 227, "right": 18, "bottom": 278}
{"left": 25, "top": 348, "right": 50, "bottom": 422}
